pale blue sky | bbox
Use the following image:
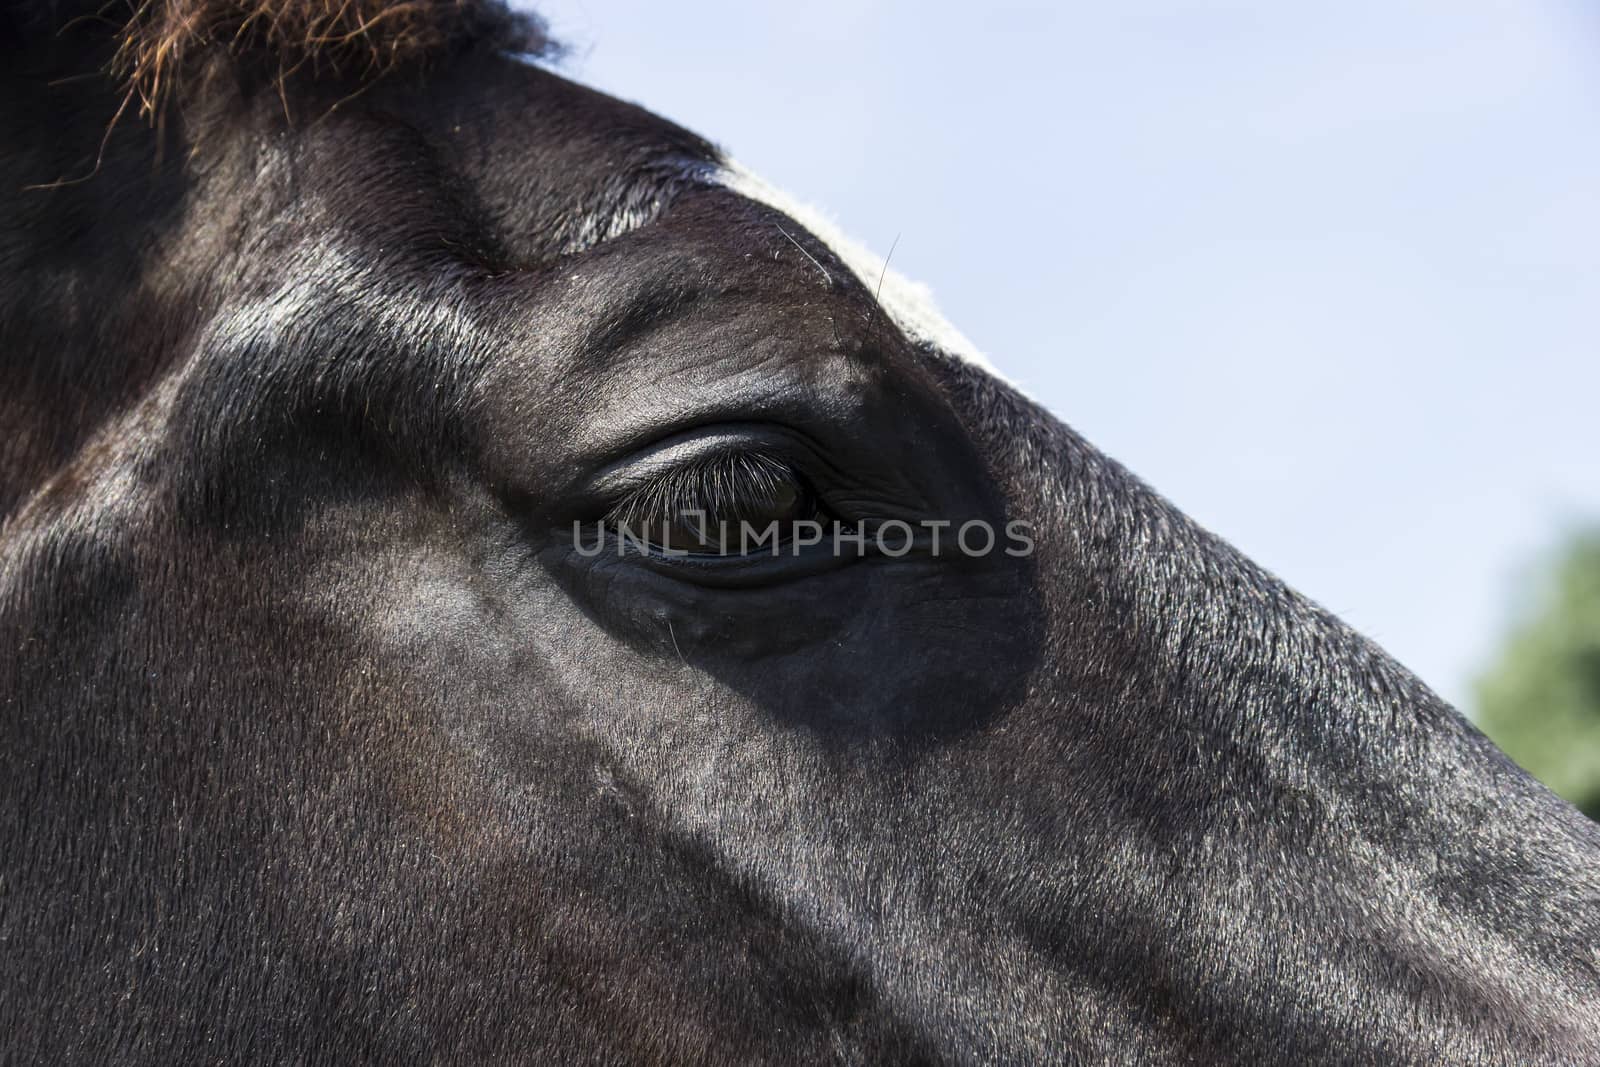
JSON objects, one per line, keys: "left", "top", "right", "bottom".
{"left": 530, "top": 1, "right": 1600, "bottom": 709}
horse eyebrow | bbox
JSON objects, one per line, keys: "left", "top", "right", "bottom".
{"left": 550, "top": 156, "right": 721, "bottom": 258}
{"left": 103, "top": 0, "right": 555, "bottom": 120}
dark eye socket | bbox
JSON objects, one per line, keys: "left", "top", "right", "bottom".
{"left": 603, "top": 451, "right": 821, "bottom": 554}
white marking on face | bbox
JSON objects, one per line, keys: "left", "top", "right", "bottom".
{"left": 716, "top": 162, "right": 1010, "bottom": 382}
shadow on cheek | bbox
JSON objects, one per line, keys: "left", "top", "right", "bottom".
{"left": 549, "top": 547, "right": 1043, "bottom": 745}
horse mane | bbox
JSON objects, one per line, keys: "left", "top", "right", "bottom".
{"left": 106, "top": 0, "right": 554, "bottom": 118}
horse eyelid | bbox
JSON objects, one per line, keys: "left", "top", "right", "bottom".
{"left": 601, "top": 451, "right": 815, "bottom": 538}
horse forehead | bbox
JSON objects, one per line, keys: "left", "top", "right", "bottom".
{"left": 714, "top": 162, "right": 1009, "bottom": 383}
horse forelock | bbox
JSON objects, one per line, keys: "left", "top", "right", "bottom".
{"left": 20, "top": 0, "right": 555, "bottom": 119}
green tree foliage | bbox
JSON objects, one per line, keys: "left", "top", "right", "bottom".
{"left": 1476, "top": 531, "right": 1600, "bottom": 820}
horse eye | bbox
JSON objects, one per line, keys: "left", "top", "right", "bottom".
{"left": 604, "top": 452, "right": 819, "bottom": 555}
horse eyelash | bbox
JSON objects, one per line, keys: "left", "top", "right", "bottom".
{"left": 603, "top": 451, "right": 808, "bottom": 532}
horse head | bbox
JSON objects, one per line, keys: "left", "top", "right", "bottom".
{"left": 3, "top": 3, "right": 1596, "bottom": 1062}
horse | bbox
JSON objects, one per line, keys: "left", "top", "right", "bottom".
{"left": 3, "top": 2, "right": 1597, "bottom": 1062}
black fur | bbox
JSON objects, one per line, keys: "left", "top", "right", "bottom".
{"left": 3, "top": 7, "right": 1598, "bottom": 1064}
